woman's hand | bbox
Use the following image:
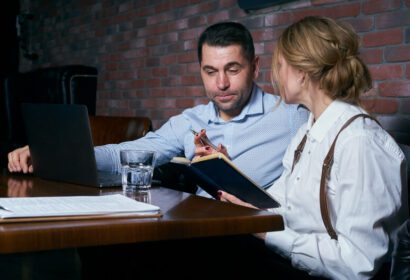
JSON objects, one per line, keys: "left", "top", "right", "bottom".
{"left": 217, "top": 190, "right": 258, "bottom": 209}
{"left": 193, "top": 129, "right": 229, "bottom": 160}
{"left": 217, "top": 190, "right": 267, "bottom": 240}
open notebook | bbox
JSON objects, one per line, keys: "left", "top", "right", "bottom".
{"left": 21, "top": 103, "right": 122, "bottom": 188}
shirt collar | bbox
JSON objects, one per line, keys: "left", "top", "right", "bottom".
{"left": 208, "top": 83, "right": 263, "bottom": 124}
{"left": 307, "top": 100, "right": 350, "bottom": 143}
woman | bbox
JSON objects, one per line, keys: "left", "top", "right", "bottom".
{"left": 209, "top": 16, "right": 408, "bottom": 279}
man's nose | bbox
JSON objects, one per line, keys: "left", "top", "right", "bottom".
{"left": 216, "top": 73, "right": 230, "bottom": 90}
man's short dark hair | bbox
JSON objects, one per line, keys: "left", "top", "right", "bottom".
{"left": 197, "top": 21, "right": 255, "bottom": 64}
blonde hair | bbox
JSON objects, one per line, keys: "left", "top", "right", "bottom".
{"left": 271, "top": 16, "right": 371, "bottom": 105}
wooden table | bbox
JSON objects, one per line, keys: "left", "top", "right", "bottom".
{"left": 0, "top": 171, "right": 283, "bottom": 254}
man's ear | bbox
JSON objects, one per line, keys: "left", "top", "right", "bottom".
{"left": 252, "top": 56, "right": 260, "bottom": 80}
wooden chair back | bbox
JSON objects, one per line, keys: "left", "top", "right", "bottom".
{"left": 89, "top": 116, "right": 152, "bottom": 146}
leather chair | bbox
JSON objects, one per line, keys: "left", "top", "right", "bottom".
{"left": 378, "top": 115, "right": 410, "bottom": 280}
{"left": 0, "top": 65, "right": 97, "bottom": 167}
{"left": 89, "top": 116, "right": 152, "bottom": 146}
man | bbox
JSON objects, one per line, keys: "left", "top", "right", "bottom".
{"left": 8, "top": 21, "right": 307, "bottom": 191}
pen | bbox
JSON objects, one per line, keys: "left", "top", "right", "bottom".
{"left": 190, "top": 129, "right": 218, "bottom": 150}
{"left": 0, "top": 205, "right": 12, "bottom": 212}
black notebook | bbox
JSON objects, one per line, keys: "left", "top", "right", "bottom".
{"left": 21, "top": 103, "right": 121, "bottom": 188}
{"left": 170, "top": 153, "right": 280, "bottom": 209}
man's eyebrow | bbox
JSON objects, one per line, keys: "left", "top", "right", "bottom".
{"left": 202, "top": 65, "right": 217, "bottom": 70}
{"left": 201, "top": 62, "right": 243, "bottom": 70}
{"left": 224, "top": 62, "right": 243, "bottom": 69}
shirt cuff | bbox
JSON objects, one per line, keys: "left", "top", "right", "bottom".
{"left": 265, "top": 225, "right": 298, "bottom": 259}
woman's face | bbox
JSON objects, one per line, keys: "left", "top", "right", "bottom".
{"left": 277, "top": 54, "right": 303, "bottom": 104}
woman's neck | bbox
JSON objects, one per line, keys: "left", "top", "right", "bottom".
{"left": 303, "top": 87, "right": 334, "bottom": 121}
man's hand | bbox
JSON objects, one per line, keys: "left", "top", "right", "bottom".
{"left": 7, "top": 145, "right": 33, "bottom": 173}
{"left": 193, "top": 129, "right": 229, "bottom": 159}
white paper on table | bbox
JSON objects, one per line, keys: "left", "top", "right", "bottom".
{"left": 0, "top": 194, "right": 160, "bottom": 219}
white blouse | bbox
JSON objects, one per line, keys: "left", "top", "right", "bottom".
{"left": 267, "top": 100, "right": 408, "bottom": 279}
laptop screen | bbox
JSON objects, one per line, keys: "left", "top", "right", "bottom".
{"left": 21, "top": 103, "right": 101, "bottom": 186}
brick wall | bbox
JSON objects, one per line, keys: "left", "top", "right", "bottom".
{"left": 20, "top": 0, "right": 410, "bottom": 129}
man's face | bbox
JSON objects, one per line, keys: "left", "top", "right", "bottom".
{"left": 200, "top": 44, "right": 259, "bottom": 121}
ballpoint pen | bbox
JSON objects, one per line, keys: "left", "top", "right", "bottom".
{"left": 0, "top": 205, "right": 12, "bottom": 212}
{"left": 190, "top": 129, "right": 218, "bottom": 150}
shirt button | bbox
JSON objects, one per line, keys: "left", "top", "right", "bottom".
{"left": 296, "top": 177, "right": 300, "bottom": 181}
{"left": 287, "top": 205, "right": 292, "bottom": 210}
{"left": 308, "top": 150, "right": 311, "bottom": 155}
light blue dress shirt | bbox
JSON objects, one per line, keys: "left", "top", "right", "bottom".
{"left": 95, "top": 84, "right": 308, "bottom": 188}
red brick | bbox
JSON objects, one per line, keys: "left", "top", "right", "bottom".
{"left": 254, "top": 42, "right": 264, "bottom": 56}
{"left": 379, "top": 81, "right": 410, "bottom": 97}
{"left": 179, "top": 27, "right": 204, "bottom": 41}
{"left": 186, "top": 86, "right": 205, "bottom": 97}
{"left": 376, "top": 11, "right": 410, "bottom": 29}
{"left": 176, "top": 98, "right": 195, "bottom": 108}
{"left": 181, "top": 75, "right": 202, "bottom": 86}
{"left": 183, "top": 40, "right": 196, "bottom": 51}
{"left": 154, "top": 1, "right": 171, "bottom": 13}
{"left": 293, "top": 2, "right": 360, "bottom": 21}
{"left": 228, "top": 6, "right": 247, "bottom": 19}
{"left": 177, "top": 51, "right": 196, "bottom": 64}
{"left": 265, "top": 13, "right": 292, "bottom": 27}
{"left": 160, "top": 32, "right": 178, "bottom": 44}
{"left": 149, "top": 88, "right": 166, "bottom": 98}
{"left": 401, "top": 99, "right": 410, "bottom": 114}
{"left": 311, "top": 0, "right": 345, "bottom": 5}
{"left": 141, "top": 99, "right": 157, "bottom": 109}
{"left": 406, "top": 64, "right": 410, "bottom": 78}
{"left": 187, "top": 62, "right": 200, "bottom": 73}
{"left": 160, "top": 54, "right": 177, "bottom": 65}
{"left": 385, "top": 45, "right": 410, "bottom": 62}
{"left": 135, "top": 5, "right": 155, "bottom": 17}
{"left": 169, "top": 64, "right": 187, "bottom": 76}
{"left": 253, "top": 28, "right": 282, "bottom": 42}
{"left": 362, "top": 0, "right": 401, "bottom": 14}
{"left": 359, "top": 48, "right": 383, "bottom": 64}
{"left": 170, "top": 0, "right": 190, "bottom": 9}
{"left": 369, "top": 64, "right": 403, "bottom": 80}
{"left": 146, "top": 78, "right": 161, "bottom": 88}
{"left": 146, "top": 57, "right": 160, "bottom": 67}
{"left": 167, "top": 19, "right": 188, "bottom": 30}
{"left": 219, "top": 0, "right": 237, "bottom": 8}
{"left": 362, "top": 28, "right": 402, "bottom": 47}
{"left": 161, "top": 108, "right": 181, "bottom": 119}
{"left": 147, "top": 11, "right": 175, "bottom": 25}
{"left": 161, "top": 77, "right": 181, "bottom": 87}
{"left": 168, "top": 42, "right": 184, "bottom": 53}
{"left": 179, "top": 2, "right": 218, "bottom": 18}
{"left": 362, "top": 98, "right": 398, "bottom": 114}
{"left": 164, "top": 87, "right": 187, "bottom": 97}
{"left": 187, "top": 15, "right": 207, "bottom": 27}
{"left": 406, "top": 0, "right": 410, "bottom": 7}
{"left": 152, "top": 67, "right": 168, "bottom": 77}
{"left": 116, "top": 81, "right": 134, "bottom": 90}
{"left": 341, "top": 17, "right": 374, "bottom": 32}
{"left": 131, "top": 80, "right": 145, "bottom": 88}
{"left": 259, "top": 54, "right": 274, "bottom": 69}
{"left": 207, "top": 10, "right": 230, "bottom": 24}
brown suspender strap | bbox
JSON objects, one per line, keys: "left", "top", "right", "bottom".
{"left": 291, "top": 113, "right": 380, "bottom": 240}
{"left": 291, "top": 134, "right": 307, "bottom": 173}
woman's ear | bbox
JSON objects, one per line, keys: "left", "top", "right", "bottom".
{"left": 297, "top": 71, "right": 306, "bottom": 85}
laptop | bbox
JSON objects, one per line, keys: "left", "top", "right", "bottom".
{"left": 21, "top": 103, "right": 122, "bottom": 188}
